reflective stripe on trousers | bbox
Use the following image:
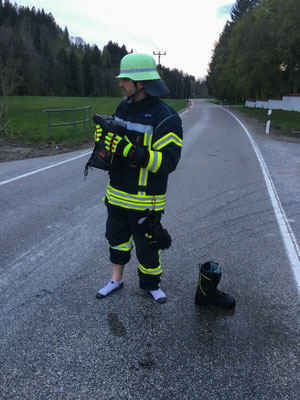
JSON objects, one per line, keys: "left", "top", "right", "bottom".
{"left": 109, "top": 237, "right": 133, "bottom": 251}
{"left": 138, "top": 251, "right": 162, "bottom": 275}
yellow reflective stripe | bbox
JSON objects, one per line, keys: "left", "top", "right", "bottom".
{"left": 106, "top": 195, "right": 165, "bottom": 211}
{"left": 138, "top": 262, "right": 162, "bottom": 275}
{"left": 107, "top": 182, "right": 165, "bottom": 202}
{"left": 146, "top": 150, "right": 162, "bottom": 173}
{"left": 148, "top": 149, "right": 154, "bottom": 169}
{"left": 110, "top": 237, "right": 133, "bottom": 251}
{"left": 138, "top": 169, "right": 148, "bottom": 194}
{"left": 153, "top": 132, "right": 182, "bottom": 150}
{"left": 107, "top": 197, "right": 165, "bottom": 211}
{"left": 199, "top": 273, "right": 212, "bottom": 296}
{"left": 138, "top": 131, "right": 152, "bottom": 195}
{"left": 106, "top": 182, "right": 166, "bottom": 211}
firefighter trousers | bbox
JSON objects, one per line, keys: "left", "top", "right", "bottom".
{"left": 105, "top": 203, "right": 162, "bottom": 291}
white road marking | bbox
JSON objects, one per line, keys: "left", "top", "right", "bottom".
{"left": 225, "top": 107, "right": 300, "bottom": 294}
{"left": 0, "top": 151, "right": 91, "bottom": 186}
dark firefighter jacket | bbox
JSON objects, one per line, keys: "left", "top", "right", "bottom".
{"left": 106, "top": 96, "right": 183, "bottom": 212}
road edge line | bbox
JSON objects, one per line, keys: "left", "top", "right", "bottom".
{"left": 225, "top": 108, "right": 300, "bottom": 294}
{"left": 0, "top": 151, "right": 91, "bottom": 186}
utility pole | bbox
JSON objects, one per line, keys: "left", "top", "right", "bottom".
{"left": 153, "top": 50, "right": 166, "bottom": 65}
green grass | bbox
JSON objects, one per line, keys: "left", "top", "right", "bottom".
{"left": 205, "top": 99, "right": 300, "bottom": 132}
{"left": 4, "top": 96, "right": 188, "bottom": 144}
{"left": 205, "top": 99, "right": 243, "bottom": 106}
{"left": 205, "top": 99, "right": 219, "bottom": 104}
{"left": 238, "top": 106, "right": 300, "bottom": 132}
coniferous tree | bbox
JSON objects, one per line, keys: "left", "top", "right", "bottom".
{"left": 82, "top": 44, "right": 91, "bottom": 96}
{"left": 0, "top": 0, "right": 4, "bottom": 25}
{"left": 54, "top": 47, "right": 69, "bottom": 95}
{"left": 69, "top": 49, "right": 78, "bottom": 95}
{"left": 90, "top": 45, "right": 104, "bottom": 96}
{"left": 0, "top": 24, "right": 22, "bottom": 133}
{"left": 206, "top": 21, "right": 234, "bottom": 101}
{"left": 230, "top": 0, "right": 258, "bottom": 22}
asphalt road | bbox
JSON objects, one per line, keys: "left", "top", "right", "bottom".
{"left": 0, "top": 100, "right": 299, "bottom": 400}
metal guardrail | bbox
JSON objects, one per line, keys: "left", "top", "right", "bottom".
{"left": 43, "top": 106, "right": 92, "bottom": 141}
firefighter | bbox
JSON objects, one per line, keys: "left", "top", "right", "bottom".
{"left": 95, "top": 53, "right": 183, "bottom": 304}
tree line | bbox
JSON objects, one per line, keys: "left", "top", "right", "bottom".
{"left": 206, "top": 0, "right": 300, "bottom": 102}
{"left": 0, "top": 0, "right": 207, "bottom": 100}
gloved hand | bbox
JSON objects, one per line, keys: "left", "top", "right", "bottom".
{"left": 138, "top": 212, "right": 172, "bottom": 250}
{"left": 94, "top": 125, "right": 103, "bottom": 143}
{"left": 104, "top": 132, "right": 136, "bottom": 158}
{"left": 153, "top": 228, "right": 172, "bottom": 250}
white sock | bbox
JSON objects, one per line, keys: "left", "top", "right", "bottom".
{"left": 97, "top": 279, "right": 124, "bottom": 297}
{"left": 149, "top": 288, "right": 167, "bottom": 303}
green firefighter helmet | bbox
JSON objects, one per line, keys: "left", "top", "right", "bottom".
{"left": 116, "top": 53, "right": 169, "bottom": 97}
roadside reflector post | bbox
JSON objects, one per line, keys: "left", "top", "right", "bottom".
{"left": 266, "top": 109, "right": 272, "bottom": 134}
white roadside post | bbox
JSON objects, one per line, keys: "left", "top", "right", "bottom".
{"left": 266, "top": 109, "right": 272, "bottom": 134}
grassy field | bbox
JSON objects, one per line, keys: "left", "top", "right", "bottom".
{"left": 205, "top": 100, "right": 300, "bottom": 132}
{"left": 4, "top": 96, "right": 188, "bottom": 144}
{"left": 237, "top": 106, "right": 300, "bottom": 132}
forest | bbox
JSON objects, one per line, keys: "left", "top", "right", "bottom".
{"left": 1, "top": 0, "right": 299, "bottom": 105}
{"left": 0, "top": 0, "right": 207, "bottom": 99}
{"left": 206, "top": 0, "right": 300, "bottom": 102}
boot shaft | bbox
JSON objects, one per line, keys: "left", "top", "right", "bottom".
{"left": 198, "top": 261, "right": 221, "bottom": 296}
{"left": 195, "top": 261, "right": 236, "bottom": 309}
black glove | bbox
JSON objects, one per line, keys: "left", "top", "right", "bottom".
{"left": 152, "top": 227, "right": 172, "bottom": 250}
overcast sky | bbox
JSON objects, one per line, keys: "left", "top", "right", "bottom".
{"left": 14, "top": 0, "right": 234, "bottom": 79}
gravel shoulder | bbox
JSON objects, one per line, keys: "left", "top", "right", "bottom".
{"left": 0, "top": 137, "right": 94, "bottom": 163}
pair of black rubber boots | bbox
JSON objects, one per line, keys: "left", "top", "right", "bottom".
{"left": 195, "top": 261, "right": 236, "bottom": 309}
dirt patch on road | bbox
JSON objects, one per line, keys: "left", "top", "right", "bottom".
{"left": 0, "top": 108, "right": 299, "bottom": 163}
